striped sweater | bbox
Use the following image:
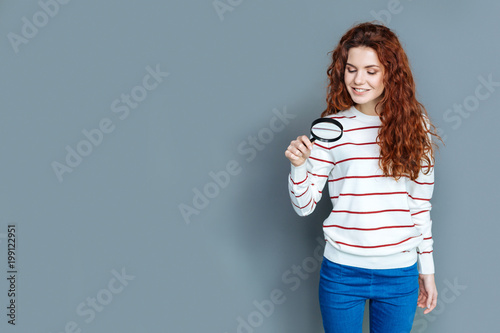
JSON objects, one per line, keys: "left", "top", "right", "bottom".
{"left": 288, "top": 105, "right": 435, "bottom": 274}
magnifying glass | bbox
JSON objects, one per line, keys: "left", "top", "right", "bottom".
{"left": 310, "top": 118, "right": 343, "bottom": 143}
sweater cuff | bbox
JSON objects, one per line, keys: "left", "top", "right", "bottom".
{"left": 417, "top": 253, "right": 435, "bottom": 275}
{"left": 290, "top": 163, "right": 308, "bottom": 184}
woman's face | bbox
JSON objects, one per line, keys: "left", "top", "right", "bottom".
{"left": 344, "top": 46, "right": 385, "bottom": 114}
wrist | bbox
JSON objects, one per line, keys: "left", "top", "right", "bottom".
{"left": 290, "top": 162, "right": 307, "bottom": 183}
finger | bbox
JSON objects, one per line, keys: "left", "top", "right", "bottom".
{"left": 418, "top": 289, "right": 424, "bottom": 302}
{"left": 428, "top": 291, "right": 438, "bottom": 312}
{"left": 295, "top": 142, "right": 309, "bottom": 156}
{"left": 419, "top": 287, "right": 427, "bottom": 299}
{"left": 417, "top": 290, "right": 423, "bottom": 302}
{"left": 417, "top": 289, "right": 428, "bottom": 308}
{"left": 417, "top": 295, "right": 427, "bottom": 308}
{"left": 284, "top": 149, "right": 299, "bottom": 160}
{"left": 423, "top": 292, "right": 437, "bottom": 314}
{"left": 417, "top": 295, "right": 425, "bottom": 308}
{"left": 297, "top": 135, "right": 313, "bottom": 150}
{"left": 288, "top": 144, "right": 305, "bottom": 158}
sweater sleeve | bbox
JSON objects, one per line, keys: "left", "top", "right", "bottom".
{"left": 407, "top": 127, "right": 436, "bottom": 275}
{"left": 288, "top": 144, "right": 335, "bottom": 216}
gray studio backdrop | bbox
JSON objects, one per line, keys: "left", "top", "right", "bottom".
{"left": 0, "top": 0, "right": 498, "bottom": 332}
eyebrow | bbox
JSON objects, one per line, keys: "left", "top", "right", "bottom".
{"left": 346, "top": 63, "right": 380, "bottom": 69}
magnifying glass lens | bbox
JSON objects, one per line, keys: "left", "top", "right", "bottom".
{"left": 310, "top": 118, "right": 343, "bottom": 143}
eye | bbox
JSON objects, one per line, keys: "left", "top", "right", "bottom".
{"left": 347, "top": 69, "right": 356, "bottom": 73}
{"left": 368, "top": 71, "right": 377, "bottom": 75}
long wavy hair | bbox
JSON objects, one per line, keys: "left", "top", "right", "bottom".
{"left": 321, "top": 22, "right": 440, "bottom": 181}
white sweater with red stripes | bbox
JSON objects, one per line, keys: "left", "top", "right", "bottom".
{"left": 288, "top": 105, "right": 435, "bottom": 274}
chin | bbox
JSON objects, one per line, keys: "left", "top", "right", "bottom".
{"left": 351, "top": 96, "right": 368, "bottom": 104}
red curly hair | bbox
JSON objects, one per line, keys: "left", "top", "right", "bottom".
{"left": 321, "top": 21, "right": 440, "bottom": 181}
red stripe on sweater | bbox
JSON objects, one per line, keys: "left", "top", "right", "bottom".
{"left": 326, "top": 115, "right": 356, "bottom": 119}
{"left": 344, "top": 126, "right": 381, "bottom": 132}
{"left": 324, "top": 224, "right": 415, "bottom": 231}
{"left": 417, "top": 250, "right": 433, "bottom": 254}
{"left": 313, "top": 142, "right": 331, "bottom": 150}
{"left": 413, "top": 180, "right": 434, "bottom": 185}
{"left": 308, "top": 172, "right": 328, "bottom": 178}
{"left": 336, "top": 156, "right": 380, "bottom": 164}
{"left": 411, "top": 210, "right": 429, "bottom": 216}
{"left": 408, "top": 194, "right": 431, "bottom": 201}
{"left": 291, "top": 187, "right": 308, "bottom": 198}
{"left": 309, "top": 156, "right": 335, "bottom": 165}
{"left": 329, "top": 175, "right": 384, "bottom": 182}
{"left": 329, "top": 192, "right": 431, "bottom": 200}
{"left": 423, "top": 237, "right": 432, "bottom": 240}
{"left": 289, "top": 173, "right": 308, "bottom": 185}
{"left": 332, "top": 209, "right": 410, "bottom": 214}
{"left": 335, "top": 235, "right": 421, "bottom": 249}
{"left": 328, "top": 141, "right": 377, "bottom": 150}
{"left": 330, "top": 191, "right": 407, "bottom": 199}
{"left": 291, "top": 197, "right": 315, "bottom": 209}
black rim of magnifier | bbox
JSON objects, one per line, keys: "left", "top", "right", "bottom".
{"left": 310, "top": 118, "right": 344, "bottom": 143}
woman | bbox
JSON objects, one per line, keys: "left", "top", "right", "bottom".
{"left": 284, "top": 22, "right": 440, "bottom": 332}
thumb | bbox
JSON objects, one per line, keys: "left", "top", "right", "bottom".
{"left": 424, "top": 289, "right": 438, "bottom": 314}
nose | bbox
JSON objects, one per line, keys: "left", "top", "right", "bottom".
{"left": 354, "top": 71, "right": 365, "bottom": 85}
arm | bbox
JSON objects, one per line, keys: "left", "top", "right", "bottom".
{"left": 407, "top": 163, "right": 435, "bottom": 275}
{"left": 285, "top": 136, "right": 335, "bottom": 216}
{"left": 408, "top": 152, "right": 438, "bottom": 313}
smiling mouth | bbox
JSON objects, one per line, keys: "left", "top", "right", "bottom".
{"left": 353, "top": 88, "right": 370, "bottom": 92}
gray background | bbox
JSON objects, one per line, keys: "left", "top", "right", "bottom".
{"left": 0, "top": 0, "right": 498, "bottom": 332}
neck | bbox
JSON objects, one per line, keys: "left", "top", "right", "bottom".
{"left": 354, "top": 100, "right": 381, "bottom": 116}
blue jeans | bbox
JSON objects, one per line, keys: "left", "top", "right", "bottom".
{"left": 319, "top": 257, "right": 419, "bottom": 333}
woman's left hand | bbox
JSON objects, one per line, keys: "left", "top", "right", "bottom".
{"left": 417, "top": 274, "right": 438, "bottom": 314}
